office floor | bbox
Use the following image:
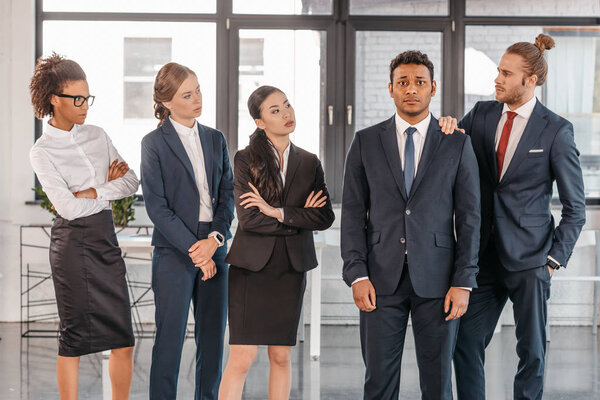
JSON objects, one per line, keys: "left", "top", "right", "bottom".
{"left": 0, "top": 323, "right": 599, "bottom": 399}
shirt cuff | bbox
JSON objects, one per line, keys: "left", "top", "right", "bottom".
{"left": 454, "top": 286, "right": 472, "bottom": 291}
{"left": 93, "top": 186, "right": 106, "bottom": 200}
{"left": 277, "top": 208, "right": 284, "bottom": 223}
{"left": 208, "top": 231, "right": 224, "bottom": 247}
{"left": 352, "top": 276, "right": 369, "bottom": 286}
{"left": 547, "top": 255, "right": 561, "bottom": 266}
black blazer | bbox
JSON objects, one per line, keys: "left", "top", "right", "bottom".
{"left": 225, "top": 143, "right": 335, "bottom": 272}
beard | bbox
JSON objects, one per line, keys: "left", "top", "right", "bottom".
{"left": 496, "top": 84, "right": 528, "bottom": 106}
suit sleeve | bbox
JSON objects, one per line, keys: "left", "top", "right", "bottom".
{"left": 209, "top": 132, "right": 234, "bottom": 239}
{"left": 548, "top": 122, "right": 586, "bottom": 266}
{"left": 282, "top": 159, "right": 335, "bottom": 231}
{"left": 140, "top": 137, "right": 198, "bottom": 254}
{"left": 234, "top": 151, "right": 298, "bottom": 236}
{"left": 458, "top": 101, "right": 479, "bottom": 136}
{"left": 451, "top": 136, "right": 481, "bottom": 288}
{"left": 341, "top": 132, "right": 370, "bottom": 287}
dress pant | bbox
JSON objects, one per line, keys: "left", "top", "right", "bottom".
{"left": 149, "top": 222, "right": 228, "bottom": 400}
{"left": 360, "top": 263, "right": 459, "bottom": 400}
{"left": 454, "top": 238, "right": 551, "bottom": 400}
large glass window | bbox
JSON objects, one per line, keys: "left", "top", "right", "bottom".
{"left": 237, "top": 29, "right": 326, "bottom": 159}
{"left": 233, "top": 0, "right": 332, "bottom": 15}
{"left": 43, "top": 0, "right": 216, "bottom": 14}
{"left": 466, "top": 0, "right": 600, "bottom": 17}
{"left": 43, "top": 21, "right": 216, "bottom": 193}
{"left": 355, "top": 31, "right": 443, "bottom": 131}
{"left": 350, "top": 0, "right": 448, "bottom": 16}
{"left": 465, "top": 25, "right": 600, "bottom": 197}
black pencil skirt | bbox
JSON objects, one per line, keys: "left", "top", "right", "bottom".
{"left": 49, "top": 210, "right": 135, "bottom": 357}
{"left": 228, "top": 237, "right": 306, "bottom": 346}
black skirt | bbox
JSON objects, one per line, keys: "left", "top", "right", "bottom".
{"left": 49, "top": 210, "right": 135, "bottom": 357}
{"left": 228, "top": 237, "right": 306, "bottom": 346}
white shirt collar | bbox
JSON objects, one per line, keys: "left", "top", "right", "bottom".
{"left": 502, "top": 95, "right": 537, "bottom": 120}
{"left": 170, "top": 116, "right": 198, "bottom": 137}
{"left": 45, "top": 121, "right": 77, "bottom": 138}
{"left": 394, "top": 112, "right": 432, "bottom": 137}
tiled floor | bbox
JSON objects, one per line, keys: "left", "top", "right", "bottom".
{"left": 1, "top": 323, "right": 599, "bottom": 399}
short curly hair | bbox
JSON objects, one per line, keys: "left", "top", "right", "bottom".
{"left": 29, "top": 52, "right": 86, "bottom": 119}
{"left": 389, "top": 50, "right": 434, "bottom": 84}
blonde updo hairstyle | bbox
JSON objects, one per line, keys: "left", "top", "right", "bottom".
{"left": 153, "top": 62, "right": 196, "bottom": 127}
{"left": 505, "top": 33, "right": 555, "bottom": 86}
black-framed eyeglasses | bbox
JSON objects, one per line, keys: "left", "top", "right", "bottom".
{"left": 56, "top": 94, "right": 95, "bottom": 107}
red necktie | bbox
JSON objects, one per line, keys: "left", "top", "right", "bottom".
{"left": 496, "top": 111, "right": 517, "bottom": 180}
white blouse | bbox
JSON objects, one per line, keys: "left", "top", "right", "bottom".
{"left": 29, "top": 123, "right": 139, "bottom": 221}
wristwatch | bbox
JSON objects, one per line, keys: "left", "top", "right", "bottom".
{"left": 211, "top": 232, "right": 225, "bottom": 247}
{"left": 546, "top": 258, "right": 561, "bottom": 270}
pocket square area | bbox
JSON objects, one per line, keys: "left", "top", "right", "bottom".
{"left": 529, "top": 149, "right": 544, "bottom": 153}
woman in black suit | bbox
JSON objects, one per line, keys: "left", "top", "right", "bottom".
{"left": 219, "top": 86, "right": 334, "bottom": 399}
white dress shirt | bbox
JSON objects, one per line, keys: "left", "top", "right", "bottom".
{"left": 353, "top": 113, "right": 471, "bottom": 291}
{"left": 395, "top": 112, "right": 431, "bottom": 174}
{"left": 29, "top": 123, "right": 138, "bottom": 221}
{"left": 170, "top": 118, "right": 223, "bottom": 246}
{"left": 495, "top": 95, "right": 537, "bottom": 180}
{"left": 272, "top": 141, "right": 290, "bottom": 222}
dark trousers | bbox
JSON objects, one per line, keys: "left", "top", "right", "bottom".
{"left": 149, "top": 223, "right": 228, "bottom": 400}
{"left": 360, "top": 265, "right": 459, "bottom": 400}
{"left": 454, "top": 239, "right": 551, "bottom": 400}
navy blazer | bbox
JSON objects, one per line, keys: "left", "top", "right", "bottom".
{"left": 459, "top": 99, "right": 586, "bottom": 270}
{"left": 140, "top": 118, "right": 234, "bottom": 255}
{"left": 341, "top": 116, "right": 481, "bottom": 298}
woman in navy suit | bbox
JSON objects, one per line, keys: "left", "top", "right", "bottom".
{"left": 219, "top": 86, "right": 335, "bottom": 400}
{"left": 140, "top": 62, "right": 234, "bottom": 400}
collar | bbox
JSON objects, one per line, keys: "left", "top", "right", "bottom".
{"left": 502, "top": 95, "right": 537, "bottom": 120}
{"left": 44, "top": 121, "right": 77, "bottom": 138}
{"left": 170, "top": 116, "right": 198, "bottom": 137}
{"left": 270, "top": 140, "right": 291, "bottom": 160}
{"left": 394, "top": 112, "right": 432, "bottom": 138}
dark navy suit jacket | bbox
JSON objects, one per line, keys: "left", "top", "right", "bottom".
{"left": 341, "top": 116, "right": 481, "bottom": 298}
{"left": 459, "top": 99, "right": 586, "bottom": 270}
{"left": 140, "top": 118, "right": 234, "bottom": 255}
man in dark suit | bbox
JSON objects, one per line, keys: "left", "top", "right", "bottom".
{"left": 448, "top": 35, "right": 586, "bottom": 400}
{"left": 341, "top": 50, "right": 481, "bottom": 400}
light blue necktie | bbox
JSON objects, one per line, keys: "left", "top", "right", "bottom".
{"left": 404, "top": 127, "right": 416, "bottom": 195}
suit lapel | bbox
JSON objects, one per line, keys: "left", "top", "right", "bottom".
{"left": 197, "top": 123, "right": 214, "bottom": 197}
{"left": 409, "top": 119, "right": 442, "bottom": 198}
{"left": 498, "top": 100, "right": 548, "bottom": 186}
{"left": 380, "top": 116, "right": 408, "bottom": 201}
{"left": 484, "top": 102, "right": 503, "bottom": 183}
{"left": 161, "top": 119, "right": 198, "bottom": 193}
{"left": 282, "top": 143, "right": 300, "bottom": 201}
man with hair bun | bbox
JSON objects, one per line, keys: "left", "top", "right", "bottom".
{"left": 441, "top": 34, "right": 586, "bottom": 399}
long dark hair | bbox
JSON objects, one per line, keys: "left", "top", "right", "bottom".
{"left": 247, "top": 85, "right": 285, "bottom": 205}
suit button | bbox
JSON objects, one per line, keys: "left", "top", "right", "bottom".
{"left": 212, "top": 198, "right": 216, "bottom": 203}
{"left": 288, "top": 229, "right": 292, "bottom": 233}
{"left": 400, "top": 238, "right": 406, "bottom": 244}
{"left": 405, "top": 209, "right": 411, "bottom": 215}
{"left": 290, "top": 218, "right": 294, "bottom": 223}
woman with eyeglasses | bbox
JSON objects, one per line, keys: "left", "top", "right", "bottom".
{"left": 29, "top": 53, "right": 138, "bottom": 400}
